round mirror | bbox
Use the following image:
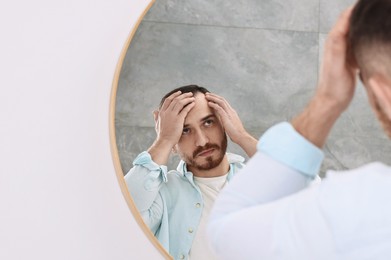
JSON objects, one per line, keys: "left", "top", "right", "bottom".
{"left": 110, "top": 0, "right": 391, "bottom": 259}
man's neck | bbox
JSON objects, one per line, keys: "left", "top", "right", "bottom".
{"left": 189, "top": 155, "right": 230, "bottom": 178}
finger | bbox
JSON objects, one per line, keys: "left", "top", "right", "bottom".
{"left": 322, "top": 7, "right": 355, "bottom": 75}
{"left": 331, "top": 6, "right": 353, "bottom": 37}
{"left": 170, "top": 94, "right": 195, "bottom": 114}
{"left": 208, "top": 101, "right": 228, "bottom": 119}
{"left": 205, "top": 93, "right": 232, "bottom": 111}
{"left": 326, "top": 7, "right": 354, "bottom": 54}
{"left": 205, "top": 93, "right": 225, "bottom": 103}
{"left": 160, "top": 91, "right": 182, "bottom": 111}
{"left": 162, "top": 92, "right": 193, "bottom": 113}
{"left": 178, "top": 101, "right": 195, "bottom": 119}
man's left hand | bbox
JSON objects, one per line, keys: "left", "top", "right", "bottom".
{"left": 205, "top": 92, "right": 257, "bottom": 156}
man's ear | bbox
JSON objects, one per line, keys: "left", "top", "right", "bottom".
{"left": 368, "top": 75, "right": 391, "bottom": 121}
{"left": 153, "top": 110, "right": 160, "bottom": 133}
{"left": 153, "top": 110, "right": 159, "bottom": 123}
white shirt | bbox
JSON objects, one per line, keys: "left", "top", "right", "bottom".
{"left": 208, "top": 122, "right": 391, "bottom": 260}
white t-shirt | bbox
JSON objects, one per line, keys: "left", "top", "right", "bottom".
{"left": 189, "top": 173, "right": 228, "bottom": 260}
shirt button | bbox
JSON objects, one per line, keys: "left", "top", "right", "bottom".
{"left": 195, "top": 203, "right": 201, "bottom": 208}
{"left": 179, "top": 254, "right": 185, "bottom": 259}
{"left": 188, "top": 228, "right": 193, "bottom": 233}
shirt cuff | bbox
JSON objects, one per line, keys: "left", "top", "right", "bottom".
{"left": 257, "top": 122, "right": 324, "bottom": 179}
{"left": 133, "top": 151, "right": 168, "bottom": 183}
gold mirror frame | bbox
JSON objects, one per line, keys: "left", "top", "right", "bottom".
{"left": 109, "top": 0, "right": 172, "bottom": 259}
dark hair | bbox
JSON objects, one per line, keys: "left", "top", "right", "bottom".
{"left": 159, "top": 85, "right": 210, "bottom": 109}
{"left": 349, "top": 0, "right": 391, "bottom": 74}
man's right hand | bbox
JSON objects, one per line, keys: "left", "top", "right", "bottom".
{"left": 316, "top": 6, "right": 357, "bottom": 112}
{"left": 292, "top": 7, "right": 357, "bottom": 148}
{"left": 148, "top": 91, "right": 195, "bottom": 165}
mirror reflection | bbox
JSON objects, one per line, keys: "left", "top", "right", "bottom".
{"left": 115, "top": 0, "right": 391, "bottom": 259}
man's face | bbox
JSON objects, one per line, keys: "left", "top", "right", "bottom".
{"left": 175, "top": 93, "right": 227, "bottom": 172}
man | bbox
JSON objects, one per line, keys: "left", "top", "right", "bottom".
{"left": 125, "top": 85, "right": 257, "bottom": 259}
{"left": 208, "top": 1, "right": 391, "bottom": 259}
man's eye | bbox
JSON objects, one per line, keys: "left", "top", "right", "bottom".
{"left": 182, "top": 128, "right": 190, "bottom": 135}
{"left": 204, "top": 119, "right": 214, "bottom": 126}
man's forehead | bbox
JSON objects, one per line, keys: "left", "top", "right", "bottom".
{"left": 184, "top": 93, "right": 216, "bottom": 124}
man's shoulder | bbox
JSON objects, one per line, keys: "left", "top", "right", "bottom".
{"left": 325, "top": 162, "right": 391, "bottom": 180}
{"left": 320, "top": 161, "right": 391, "bottom": 209}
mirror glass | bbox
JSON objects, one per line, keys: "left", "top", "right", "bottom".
{"left": 114, "top": 0, "right": 391, "bottom": 258}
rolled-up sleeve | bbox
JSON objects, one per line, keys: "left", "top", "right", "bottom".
{"left": 125, "top": 151, "right": 168, "bottom": 232}
{"left": 258, "top": 122, "right": 324, "bottom": 178}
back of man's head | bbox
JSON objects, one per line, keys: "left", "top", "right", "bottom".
{"left": 349, "top": 0, "right": 391, "bottom": 79}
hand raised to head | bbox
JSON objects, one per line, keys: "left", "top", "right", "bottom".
{"left": 153, "top": 91, "right": 195, "bottom": 147}
{"left": 316, "top": 6, "right": 357, "bottom": 111}
{"left": 291, "top": 7, "right": 358, "bottom": 148}
{"left": 205, "top": 92, "right": 257, "bottom": 156}
{"left": 205, "top": 93, "right": 245, "bottom": 142}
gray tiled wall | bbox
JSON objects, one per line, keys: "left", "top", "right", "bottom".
{"left": 116, "top": 0, "right": 391, "bottom": 177}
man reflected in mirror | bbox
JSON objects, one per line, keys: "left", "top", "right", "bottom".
{"left": 125, "top": 85, "right": 257, "bottom": 259}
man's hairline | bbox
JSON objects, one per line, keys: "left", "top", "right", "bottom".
{"left": 158, "top": 89, "right": 209, "bottom": 110}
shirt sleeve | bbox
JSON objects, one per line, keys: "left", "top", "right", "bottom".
{"left": 207, "top": 122, "right": 329, "bottom": 259}
{"left": 258, "top": 122, "right": 324, "bottom": 178}
{"left": 124, "top": 151, "right": 168, "bottom": 233}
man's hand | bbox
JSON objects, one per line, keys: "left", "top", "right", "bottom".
{"left": 292, "top": 7, "right": 357, "bottom": 148}
{"left": 316, "top": 6, "right": 357, "bottom": 112}
{"left": 148, "top": 91, "right": 195, "bottom": 165}
{"left": 206, "top": 92, "right": 257, "bottom": 157}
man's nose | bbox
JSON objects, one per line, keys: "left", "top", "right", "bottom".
{"left": 195, "top": 130, "right": 209, "bottom": 147}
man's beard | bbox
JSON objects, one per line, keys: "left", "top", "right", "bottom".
{"left": 184, "top": 134, "right": 228, "bottom": 171}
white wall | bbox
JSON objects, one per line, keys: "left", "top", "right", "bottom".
{"left": 0, "top": 0, "right": 164, "bottom": 259}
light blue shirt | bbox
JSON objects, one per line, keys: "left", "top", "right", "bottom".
{"left": 258, "top": 121, "right": 324, "bottom": 178}
{"left": 124, "top": 151, "right": 245, "bottom": 260}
